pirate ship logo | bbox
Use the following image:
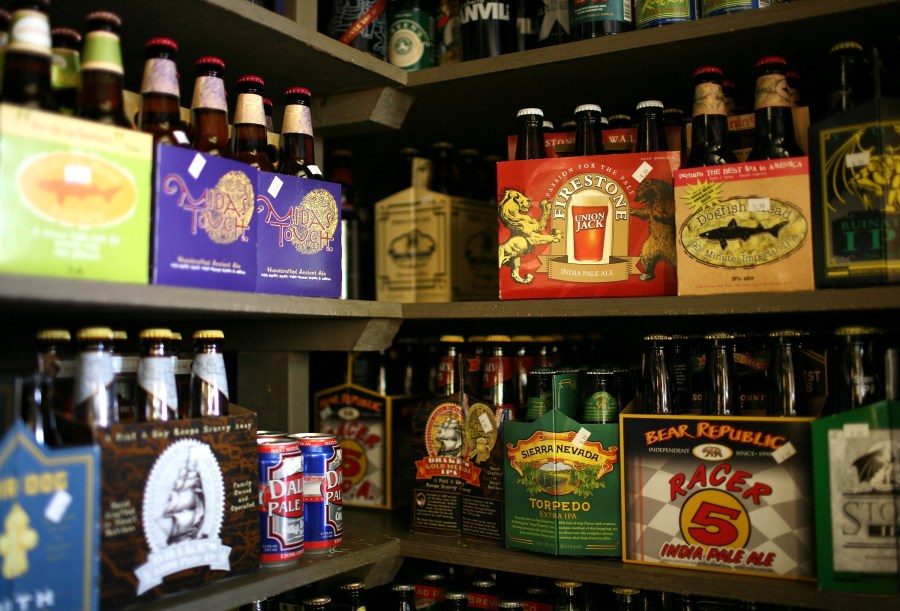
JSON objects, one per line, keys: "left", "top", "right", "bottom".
{"left": 135, "top": 439, "right": 230, "bottom": 594}
{"left": 850, "top": 440, "right": 900, "bottom": 492}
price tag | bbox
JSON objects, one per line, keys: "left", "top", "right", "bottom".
{"left": 307, "top": 165, "right": 322, "bottom": 177}
{"left": 748, "top": 197, "right": 771, "bottom": 212}
{"left": 267, "top": 175, "right": 284, "bottom": 198}
{"left": 45, "top": 489, "right": 72, "bottom": 523}
{"left": 64, "top": 164, "right": 92, "bottom": 185}
{"left": 845, "top": 151, "right": 870, "bottom": 168}
{"left": 843, "top": 422, "right": 870, "bottom": 438}
{"left": 479, "top": 412, "right": 493, "bottom": 433}
{"left": 572, "top": 427, "right": 591, "bottom": 447}
{"left": 632, "top": 161, "right": 653, "bottom": 183}
{"left": 772, "top": 441, "right": 796, "bottom": 464}
{"left": 188, "top": 153, "right": 207, "bottom": 179}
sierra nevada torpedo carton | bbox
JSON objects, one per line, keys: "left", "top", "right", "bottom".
{"left": 621, "top": 414, "right": 816, "bottom": 579}
{"left": 673, "top": 158, "right": 815, "bottom": 296}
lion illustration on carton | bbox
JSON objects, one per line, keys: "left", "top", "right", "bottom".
{"left": 498, "top": 188, "right": 563, "bottom": 284}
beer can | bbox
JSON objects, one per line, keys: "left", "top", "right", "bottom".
{"left": 635, "top": 0, "right": 697, "bottom": 29}
{"left": 290, "top": 433, "right": 343, "bottom": 553}
{"left": 701, "top": 0, "right": 770, "bottom": 18}
{"left": 258, "top": 438, "right": 304, "bottom": 566}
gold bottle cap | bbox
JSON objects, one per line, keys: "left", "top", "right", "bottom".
{"left": 554, "top": 580, "right": 583, "bottom": 588}
{"left": 769, "top": 329, "right": 804, "bottom": 337}
{"left": 467, "top": 335, "right": 486, "bottom": 343}
{"left": 644, "top": 334, "right": 672, "bottom": 341}
{"left": 439, "top": 335, "right": 465, "bottom": 343}
{"left": 613, "top": 587, "right": 642, "bottom": 595}
{"left": 171, "top": 331, "right": 182, "bottom": 342}
{"left": 835, "top": 326, "right": 882, "bottom": 336}
{"left": 705, "top": 332, "right": 735, "bottom": 340}
{"left": 511, "top": 335, "right": 535, "bottom": 342}
{"left": 36, "top": 329, "right": 71, "bottom": 341}
{"left": 534, "top": 335, "right": 556, "bottom": 343}
{"left": 139, "top": 328, "right": 173, "bottom": 340}
{"left": 76, "top": 327, "right": 114, "bottom": 341}
{"left": 193, "top": 329, "right": 225, "bottom": 340}
{"left": 830, "top": 41, "right": 863, "bottom": 54}
{"left": 485, "top": 334, "right": 511, "bottom": 342}
{"left": 112, "top": 330, "right": 128, "bottom": 341}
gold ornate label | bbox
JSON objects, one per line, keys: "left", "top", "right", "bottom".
{"left": 693, "top": 81, "right": 727, "bottom": 118}
{"left": 754, "top": 73, "right": 792, "bottom": 110}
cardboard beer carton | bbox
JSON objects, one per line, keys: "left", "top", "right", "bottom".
{"left": 0, "top": 422, "right": 101, "bottom": 610}
{"left": 496, "top": 152, "right": 679, "bottom": 299}
{"left": 256, "top": 172, "right": 342, "bottom": 297}
{"left": 673, "top": 158, "right": 815, "bottom": 296}
{"left": 621, "top": 414, "right": 816, "bottom": 580}
{"left": 0, "top": 104, "right": 152, "bottom": 283}
{"left": 151, "top": 144, "right": 258, "bottom": 292}
{"left": 315, "top": 353, "right": 414, "bottom": 510}
{"left": 809, "top": 97, "right": 900, "bottom": 286}
{"left": 375, "top": 157, "right": 496, "bottom": 302}
{"left": 811, "top": 400, "right": 899, "bottom": 593}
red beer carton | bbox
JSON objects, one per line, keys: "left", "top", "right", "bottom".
{"left": 497, "top": 153, "right": 679, "bottom": 299}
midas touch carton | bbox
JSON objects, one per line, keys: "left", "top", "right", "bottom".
{"left": 496, "top": 152, "right": 679, "bottom": 299}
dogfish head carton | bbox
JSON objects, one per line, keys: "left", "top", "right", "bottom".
{"left": 496, "top": 152, "right": 679, "bottom": 299}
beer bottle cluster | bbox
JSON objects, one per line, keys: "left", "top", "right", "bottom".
{"left": 20, "top": 326, "right": 231, "bottom": 446}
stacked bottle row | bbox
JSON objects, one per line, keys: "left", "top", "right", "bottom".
{"left": 321, "top": 0, "right": 787, "bottom": 68}
{"left": 20, "top": 326, "right": 230, "bottom": 445}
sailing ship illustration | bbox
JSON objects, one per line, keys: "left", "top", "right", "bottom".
{"left": 435, "top": 415, "right": 464, "bottom": 458}
{"left": 162, "top": 456, "right": 206, "bottom": 545}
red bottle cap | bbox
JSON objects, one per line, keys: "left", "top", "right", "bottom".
{"left": 285, "top": 86, "right": 312, "bottom": 98}
{"left": 146, "top": 37, "right": 178, "bottom": 52}
{"left": 755, "top": 56, "right": 788, "bottom": 69}
{"left": 693, "top": 66, "right": 723, "bottom": 79}
{"left": 236, "top": 74, "right": 265, "bottom": 88}
{"left": 196, "top": 56, "right": 225, "bottom": 69}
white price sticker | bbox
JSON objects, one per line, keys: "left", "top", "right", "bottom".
{"left": 632, "top": 161, "right": 653, "bottom": 183}
{"left": 772, "top": 441, "right": 796, "bottom": 464}
{"left": 64, "top": 164, "right": 92, "bottom": 185}
{"left": 572, "top": 427, "right": 591, "bottom": 447}
{"left": 479, "top": 412, "right": 493, "bottom": 433}
{"left": 842, "top": 422, "right": 870, "bottom": 438}
{"left": 748, "top": 197, "right": 771, "bottom": 212}
{"left": 267, "top": 175, "right": 284, "bottom": 198}
{"left": 188, "top": 153, "right": 207, "bottom": 179}
{"left": 845, "top": 151, "right": 870, "bottom": 168}
{"left": 45, "top": 490, "right": 72, "bottom": 523}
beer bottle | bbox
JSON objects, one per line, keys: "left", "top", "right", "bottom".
{"left": 328, "top": 149, "right": 362, "bottom": 299}
{"left": 826, "top": 41, "right": 867, "bottom": 117}
{"left": 511, "top": 334, "right": 534, "bottom": 413}
{"left": 460, "top": 0, "right": 514, "bottom": 61}
{"left": 514, "top": 107, "right": 546, "bottom": 160}
{"left": 110, "top": 329, "right": 138, "bottom": 423}
{"left": 76, "top": 11, "right": 131, "bottom": 128}
{"left": 387, "top": 0, "right": 436, "bottom": 70}
{"left": 767, "top": 330, "right": 808, "bottom": 417}
{"left": 135, "top": 328, "right": 178, "bottom": 422}
{"left": 30, "top": 329, "right": 69, "bottom": 446}
{"left": 391, "top": 583, "right": 416, "bottom": 610}
{"left": 458, "top": 147, "right": 487, "bottom": 200}
{"left": 583, "top": 368, "right": 621, "bottom": 423}
{"left": 482, "top": 334, "right": 516, "bottom": 422}
{"left": 170, "top": 331, "right": 192, "bottom": 419}
{"left": 0, "top": 9, "right": 10, "bottom": 91}
{"left": 302, "top": 595, "right": 332, "bottom": 611}
{"left": 231, "top": 75, "right": 274, "bottom": 171}
{"left": 49, "top": 27, "right": 80, "bottom": 115}
{"left": 685, "top": 66, "right": 737, "bottom": 168}
{"left": 436, "top": 335, "right": 465, "bottom": 397}
{"left": 722, "top": 79, "right": 737, "bottom": 115}
{"left": 612, "top": 587, "right": 643, "bottom": 611}
{"left": 702, "top": 332, "right": 739, "bottom": 416}
{"left": 570, "top": 0, "right": 633, "bottom": 40}
{"left": 663, "top": 107, "right": 684, "bottom": 152}
{"left": 138, "top": 37, "right": 189, "bottom": 146}
{"left": 277, "top": 86, "right": 323, "bottom": 179}
{"left": 190, "top": 56, "right": 231, "bottom": 157}
{"left": 787, "top": 69, "right": 803, "bottom": 107}
{"left": 525, "top": 366, "right": 554, "bottom": 420}
{"left": 642, "top": 334, "right": 678, "bottom": 415}
{"left": 73, "top": 326, "right": 118, "bottom": 427}
{"left": 417, "top": 572, "right": 448, "bottom": 611}
{"left": 574, "top": 103, "right": 603, "bottom": 156}
{"left": 827, "top": 326, "right": 885, "bottom": 413}
{"left": 553, "top": 580, "right": 583, "bottom": 611}
{"left": 336, "top": 581, "right": 367, "bottom": 610}
{"left": 443, "top": 591, "right": 469, "bottom": 610}
{"left": 263, "top": 96, "right": 280, "bottom": 168}
{"left": 634, "top": 100, "right": 667, "bottom": 153}
{"left": 746, "top": 56, "right": 804, "bottom": 161}
{"left": 536, "top": 0, "right": 570, "bottom": 47}
{"left": 189, "top": 329, "right": 230, "bottom": 418}
{"left": 465, "top": 335, "right": 485, "bottom": 399}
{"left": 327, "top": 0, "right": 388, "bottom": 59}
{"left": 430, "top": 141, "right": 458, "bottom": 194}
{"left": 514, "top": 0, "right": 537, "bottom": 52}
{"left": 1, "top": 0, "right": 51, "bottom": 109}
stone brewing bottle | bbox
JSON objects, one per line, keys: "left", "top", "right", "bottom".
{"left": 515, "top": 107, "right": 546, "bottom": 160}
{"left": 574, "top": 103, "right": 603, "bottom": 155}
{"left": 1, "top": 0, "right": 52, "bottom": 109}
{"left": 190, "top": 56, "right": 231, "bottom": 157}
{"left": 231, "top": 74, "right": 274, "bottom": 171}
{"left": 702, "top": 332, "right": 739, "bottom": 416}
{"left": 746, "top": 55, "right": 804, "bottom": 161}
{"left": 767, "top": 330, "right": 808, "bottom": 417}
{"left": 76, "top": 11, "right": 131, "bottom": 128}
{"left": 685, "top": 65, "right": 737, "bottom": 168}
{"left": 278, "top": 86, "right": 323, "bottom": 179}
{"left": 189, "top": 329, "right": 230, "bottom": 417}
{"left": 643, "top": 334, "right": 678, "bottom": 414}
{"left": 138, "top": 37, "right": 189, "bottom": 146}
{"left": 73, "top": 326, "right": 118, "bottom": 427}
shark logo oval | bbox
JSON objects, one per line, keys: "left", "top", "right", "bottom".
{"left": 679, "top": 196, "right": 808, "bottom": 269}
{"left": 19, "top": 152, "right": 138, "bottom": 228}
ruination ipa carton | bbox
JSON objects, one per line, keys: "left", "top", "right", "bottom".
{"left": 812, "top": 400, "right": 899, "bottom": 593}
{"left": 622, "top": 414, "right": 816, "bottom": 580}
{"left": 503, "top": 408, "right": 621, "bottom": 556}
{"left": 673, "top": 158, "right": 815, "bottom": 296}
{"left": 497, "top": 152, "right": 679, "bottom": 299}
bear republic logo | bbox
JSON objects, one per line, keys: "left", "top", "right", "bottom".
{"left": 643, "top": 421, "right": 786, "bottom": 451}
{"left": 506, "top": 430, "right": 618, "bottom": 497}
{"left": 164, "top": 170, "right": 255, "bottom": 244}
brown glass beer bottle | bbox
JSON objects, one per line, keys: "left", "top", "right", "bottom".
{"left": 746, "top": 56, "right": 804, "bottom": 161}
{"left": 574, "top": 103, "right": 603, "bottom": 156}
{"left": 73, "top": 326, "right": 118, "bottom": 427}
{"left": 277, "top": 86, "right": 323, "bottom": 179}
{"left": 685, "top": 66, "right": 737, "bottom": 167}
{"left": 76, "top": 11, "right": 131, "bottom": 128}
{"left": 1, "top": 0, "right": 52, "bottom": 109}
{"left": 515, "top": 107, "right": 546, "bottom": 160}
{"left": 138, "top": 37, "right": 189, "bottom": 146}
{"left": 634, "top": 100, "right": 667, "bottom": 153}
{"left": 49, "top": 27, "right": 80, "bottom": 115}
{"left": 190, "top": 56, "right": 231, "bottom": 157}
{"left": 189, "top": 329, "right": 230, "bottom": 417}
{"left": 136, "top": 328, "right": 179, "bottom": 422}
{"left": 231, "top": 74, "right": 274, "bottom": 171}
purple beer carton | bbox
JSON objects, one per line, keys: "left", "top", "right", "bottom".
{"left": 255, "top": 172, "right": 342, "bottom": 298}
{"left": 151, "top": 144, "right": 257, "bottom": 292}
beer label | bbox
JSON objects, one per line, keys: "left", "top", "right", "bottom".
{"left": 388, "top": 9, "right": 435, "bottom": 70}
{"left": 329, "top": 0, "right": 387, "bottom": 53}
{"left": 537, "top": 0, "right": 569, "bottom": 40}
{"left": 692, "top": 81, "right": 727, "bottom": 117}
{"left": 51, "top": 47, "right": 80, "bottom": 90}
{"left": 7, "top": 10, "right": 51, "bottom": 56}
{"left": 482, "top": 355, "right": 512, "bottom": 388}
{"left": 81, "top": 30, "right": 124, "bottom": 75}
{"left": 73, "top": 352, "right": 114, "bottom": 406}
{"left": 192, "top": 353, "right": 230, "bottom": 399}
{"left": 635, "top": 0, "right": 695, "bottom": 28}
{"left": 137, "top": 355, "right": 179, "bottom": 412}
{"left": 233, "top": 92, "right": 266, "bottom": 126}
{"left": 753, "top": 72, "right": 792, "bottom": 110}
{"left": 282, "top": 103, "right": 314, "bottom": 136}
{"left": 701, "top": 0, "right": 770, "bottom": 18}
{"left": 191, "top": 75, "right": 228, "bottom": 111}
{"left": 583, "top": 390, "right": 618, "bottom": 422}
{"left": 571, "top": 0, "right": 632, "bottom": 27}
{"left": 140, "top": 57, "right": 180, "bottom": 97}
{"left": 460, "top": 0, "right": 511, "bottom": 25}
